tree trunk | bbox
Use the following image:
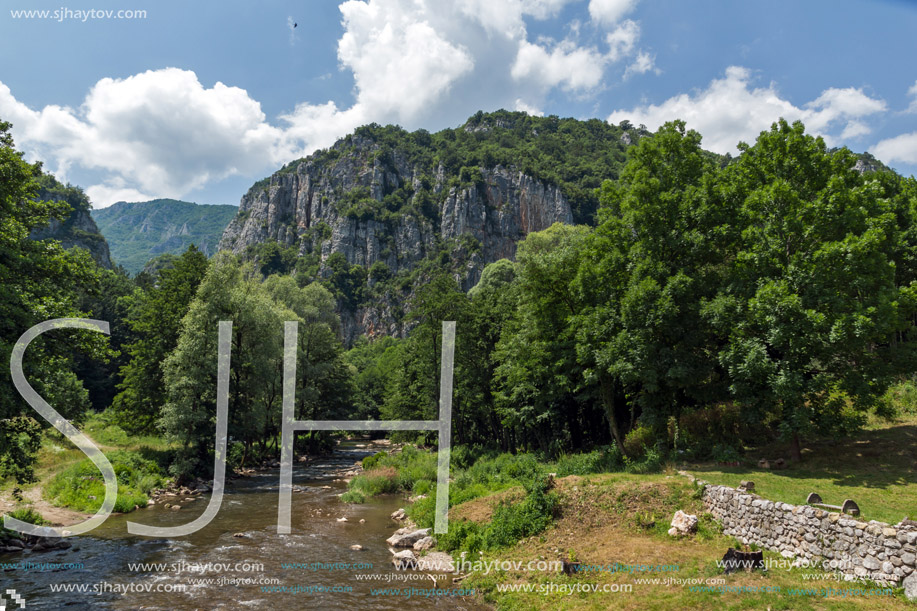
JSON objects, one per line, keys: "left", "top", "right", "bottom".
{"left": 598, "top": 373, "right": 627, "bottom": 457}
{"left": 790, "top": 433, "right": 802, "bottom": 462}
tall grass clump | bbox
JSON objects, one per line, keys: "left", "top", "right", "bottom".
{"left": 45, "top": 450, "right": 166, "bottom": 513}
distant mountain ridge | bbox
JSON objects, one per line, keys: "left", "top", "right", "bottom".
{"left": 92, "top": 199, "right": 237, "bottom": 273}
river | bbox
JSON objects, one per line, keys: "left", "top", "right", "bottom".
{"left": 1, "top": 442, "right": 486, "bottom": 610}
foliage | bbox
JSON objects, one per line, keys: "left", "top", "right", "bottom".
{"left": 44, "top": 450, "right": 165, "bottom": 513}
{"left": 0, "top": 121, "right": 108, "bottom": 484}
{"left": 110, "top": 245, "right": 209, "bottom": 433}
{"left": 160, "top": 254, "right": 350, "bottom": 480}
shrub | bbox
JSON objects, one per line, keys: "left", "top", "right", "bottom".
{"left": 1, "top": 507, "right": 48, "bottom": 540}
{"left": 879, "top": 378, "right": 917, "bottom": 417}
{"left": 676, "top": 403, "right": 752, "bottom": 459}
{"left": 624, "top": 446, "right": 664, "bottom": 474}
{"left": 45, "top": 450, "right": 166, "bottom": 513}
{"left": 623, "top": 425, "right": 655, "bottom": 459}
{"left": 341, "top": 490, "right": 365, "bottom": 504}
{"left": 348, "top": 466, "right": 400, "bottom": 497}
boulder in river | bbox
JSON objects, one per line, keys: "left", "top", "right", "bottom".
{"left": 413, "top": 536, "right": 435, "bottom": 551}
{"left": 387, "top": 528, "right": 431, "bottom": 548}
{"left": 391, "top": 508, "right": 406, "bottom": 521}
{"left": 350, "top": 544, "right": 363, "bottom": 551}
{"left": 418, "top": 551, "right": 454, "bottom": 573}
{"left": 392, "top": 550, "right": 417, "bottom": 570}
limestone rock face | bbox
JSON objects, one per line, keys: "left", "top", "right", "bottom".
{"left": 31, "top": 205, "right": 113, "bottom": 269}
{"left": 219, "top": 133, "right": 573, "bottom": 343}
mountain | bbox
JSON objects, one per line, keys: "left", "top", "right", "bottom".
{"left": 220, "top": 110, "right": 643, "bottom": 342}
{"left": 30, "top": 174, "right": 113, "bottom": 268}
{"left": 92, "top": 199, "right": 237, "bottom": 273}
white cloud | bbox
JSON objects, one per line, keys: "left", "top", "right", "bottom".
{"left": 607, "top": 66, "right": 887, "bottom": 154}
{"left": 907, "top": 80, "right": 917, "bottom": 113}
{"left": 338, "top": 0, "right": 474, "bottom": 121}
{"left": 512, "top": 39, "right": 607, "bottom": 91}
{"left": 605, "top": 19, "right": 639, "bottom": 62}
{"left": 623, "top": 50, "right": 654, "bottom": 79}
{"left": 514, "top": 98, "right": 544, "bottom": 116}
{"left": 0, "top": 70, "right": 300, "bottom": 206}
{"left": 287, "top": 16, "right": 297, "bottom": 45}
{"left": 872, "top": 133, "right": 917, "bottom": 165}
{"left": 0, "top": 0, "right": 643, "bottom": 206}
{"left": 588, "top": 0, "right": 638, "bottom": 26}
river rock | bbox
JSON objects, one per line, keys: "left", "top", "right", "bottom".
{"left": 413, "top": 536, "right": 435, "bottom": 551}
{"left": 351, "top": 545, "right": 363, "bottom": 551}
{"left": 418, "top": 551, "right": 454, "bottom": 573}
{"left": 668, "top": 510, "right": 698, "bottom": 537}
{"left": 391, "top": 508, "right": 406, "bottom": 521}
{"left": 171, "top": 505, "right": 181, "bottom": 511}
{"left": 337, "top": 517, "right": 348, "bottom": 522}
{"left": 392, "top": 550, "right": 417, "bottom": 570}
{"left": 387, "top": 528, "right": 431, "bottom": 548}
{"left": 31, "top": 538, "right": 71, "bottom": 552}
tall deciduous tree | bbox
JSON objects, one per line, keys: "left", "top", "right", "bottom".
{"left": 0, "top": 121, "right": 105, "bottom": 483}
{"left": 707, "top": 119, "right": 917, "bottom": 460}
{"left": 111, "top": 245, "right": 209, "bottom": 433}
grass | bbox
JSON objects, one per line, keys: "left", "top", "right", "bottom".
{"left": 459, "top": 473, "right": 914, "bottom": 610}
{"left": 0, "top": 507, "right": 48, "bottom": 540}
{"left": 686, "top": 412, "right": 917, "bottom": 525}
{"left": 1, "top": 412, "right": 175, "bottom": 515}
{"left": 44, "top": 449, "right": 166, "bottom": 513}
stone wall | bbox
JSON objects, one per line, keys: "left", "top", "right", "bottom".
{"left": 702, "top": 484, "right": 917, "bottom": 586}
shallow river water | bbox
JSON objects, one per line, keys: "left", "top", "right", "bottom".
{"left": 1, "top": 443, "right": 486, "bottom": 610}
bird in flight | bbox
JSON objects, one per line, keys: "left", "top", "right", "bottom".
{"left": 294, "top": 22, "right": 297, "bottom": 28}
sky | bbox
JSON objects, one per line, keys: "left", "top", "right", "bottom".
{"left": 0, "top": 0, "right": 916, "bottom": 208}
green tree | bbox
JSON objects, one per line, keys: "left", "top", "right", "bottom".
{"left": 111, "top": 245, "right": 209, "bottom": 433}
{"left": 160, "top": 255, "right": 290, "bottom": 478}
{"left": 492, "top": 224, "right": 600, "bottom": 455}
{"left": 707, "top": 119, "right": 917, "bottom": 460}
{"left": 577, "top": 121, "right": 731, "bottom": 450}
{"left": 0, "top": 120, "right": 106, "bottom": 483}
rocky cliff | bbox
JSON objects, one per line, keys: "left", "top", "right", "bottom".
{"left": 220, "top": 111, "right": 635, "bottom": 342}
{"left": 30, "top": 175, "right": 113, "bottom": 269}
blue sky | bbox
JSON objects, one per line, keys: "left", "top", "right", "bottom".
{"left": 1, "top": 0, "right": 915, "bottom": 207}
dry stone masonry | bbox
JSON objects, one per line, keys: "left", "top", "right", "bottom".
{"left": 703, "top": 484, "right": 917, "bottom": 587}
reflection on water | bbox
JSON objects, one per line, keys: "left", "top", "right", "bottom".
{"left": 1, "top": 443, "right": 485, "bottom": 610}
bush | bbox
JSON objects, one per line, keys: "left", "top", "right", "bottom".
{"left": 624, "top": 446, "right": 664, "bottom": 474}
{"left": 341, "top": 490, "right": 365, "bottom": 504}
{"left": 1, "top": 507, "right": 48, "bottom": 540}
{"left": 361, "top": 450, "right": 386, "bottom": 471}
{"left": 554, "top": 446, "right": 622, "bottom": 476}
{"left": 623, "top": 425, "right": 655, "bottom": 459}
{"left": 711, "top": 443, "right": 742, "bottom": 463}
{"left": 879, "top": 378, "right": 917, "bottom": 417}
{"left": 348, "top": 466, "right": 400, "bottom": 497}
{"left": 45, "top": 450, "right": 166, "bottom": 513}
{"left": 676, "top": 404, "right": 752, "bottom": 459}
